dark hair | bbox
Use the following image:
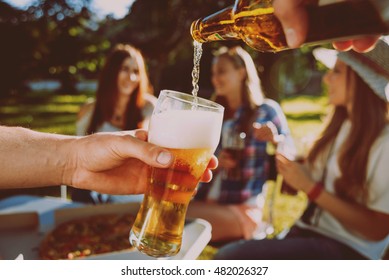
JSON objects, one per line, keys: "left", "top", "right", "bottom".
{"left": 213, "top": 46, "right": 264, "bottom": 133}
{"left": 87, "top": 44, "right": 152, "bottom": 134}
{"left": 308, "top": 65, "right": 388, "bottom": 203}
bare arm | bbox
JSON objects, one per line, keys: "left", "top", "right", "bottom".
{"left": 0, "top": 126, "right": 72, "bottom": 188}
{"left": 276, "top": 154, "right": 389, "bottom": 240}
{"left": 0, "top": 126, "right": 217, "bottom": 193}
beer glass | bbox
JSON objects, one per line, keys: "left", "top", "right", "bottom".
{"left": 278, "top": 136, "right": 311, "bottom": 195}
{"left": 257, "top": 136, "right": 310, "bottom": 239}
{"left": 129, "top": 90, "right": 224, "bottom": 257}
{"left": 221, "top": 125, "right": 246, "bottom": 181}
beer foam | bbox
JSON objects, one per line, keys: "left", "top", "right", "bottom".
{"left": 148, "top": 110, "right": 223, "bottom": 150}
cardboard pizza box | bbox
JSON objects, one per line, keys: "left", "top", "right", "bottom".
{"left": 0, "top": 212, "right": 39, "bottom": 231}
{"left": 0, "top": 198, "right": 211, "bottom": 260}
{"left": 82, "top": 218, "right": 212, "bottom": 260}
{"left": 54, "top": 203, "right": 212, "bottom": 260}
{"left": 54, "top": 202, "right": 141, "bottom": 226}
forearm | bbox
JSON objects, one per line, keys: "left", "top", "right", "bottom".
{"left": 314, "top": 189, "right": 389, "bottom": 240}
{"left": 0, "top": 126, "right": 75, "bottom": 188}
{"left": 277, "top": 154, "right": 389, "bottom": 240}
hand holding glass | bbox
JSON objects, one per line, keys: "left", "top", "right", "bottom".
{"left": 277, "top": 136, "right": 310, "bottom": 195}
{"left": 129, "top": 90, "right": 224, "bottom": 257}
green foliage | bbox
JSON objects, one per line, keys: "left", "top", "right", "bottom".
{"left": 281, "top": 95, "right": 328, "bottom": 139}
{"left": 0, "top": 90, "right": 92, "bottom": 135}
{"left": 0, "top": 0, "right": 246, "bottom": 97}
{"left": 0, "top": 0, "right": 102, "bottom": 95}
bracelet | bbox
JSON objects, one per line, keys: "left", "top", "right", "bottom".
{"left": 307, "top": 182, "right": 324, "bottom": 201}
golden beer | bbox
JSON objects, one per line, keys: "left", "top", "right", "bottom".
{"left": 130, "top": 147, "right": 213, "bottom": 257}
{"left": 129, "top": 90, "right": 224, "bottom": 257}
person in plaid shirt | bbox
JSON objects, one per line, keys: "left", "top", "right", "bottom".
{"left": 217, "top": 102, "right": 290, "bottom": 203}
{"left": 187, "top": 46, "right": 292, "bottom": 242}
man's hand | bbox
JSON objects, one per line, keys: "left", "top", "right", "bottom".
{"left": 64, "top": 130, "right": 218, "bottom": 194}
{"left": 273, "top": 0, "right": 380, "bottom": 52}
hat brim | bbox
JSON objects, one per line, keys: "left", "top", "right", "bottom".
{"left": 312, "top": 48, "right": 338, "bottom": 69}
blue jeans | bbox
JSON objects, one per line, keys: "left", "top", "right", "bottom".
{"left": 214, "top": 226, "right": 367, "bottom": 260}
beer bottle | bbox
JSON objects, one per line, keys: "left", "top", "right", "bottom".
{"left": 191, "top": 0, "right": 389, "bottom": 52}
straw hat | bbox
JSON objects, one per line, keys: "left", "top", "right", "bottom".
{"left": 313, "top": 39, "right": 389, "bottom": 102}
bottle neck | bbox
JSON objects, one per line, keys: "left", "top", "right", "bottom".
{"left": 190, "top": 19, "right": 210, "bottom": 43}
{"left": 191, "top": 6, "right": 240, "bottom": 43}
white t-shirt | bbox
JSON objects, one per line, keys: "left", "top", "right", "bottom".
{"left": 296, "top": 121, "right": 389, "bottom": 259}
{"left": 76, "top": 93, "right": 156, "bottom": 136}
{"left": 74, "top": 93, "right": 156, "bottom": 203}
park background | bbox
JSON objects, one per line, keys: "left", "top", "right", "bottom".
{"left": 0, "top": 0, "right": 331, "bottom": 253}
{"left": 0, "top": 0, "right": 328, "bottom": 202}
{"left": 3, "top": 0, "right": 389, "bottom": 260}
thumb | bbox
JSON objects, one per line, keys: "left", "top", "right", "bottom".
{"left": 117, "top": 135, "right": 173, "bottom": 168}
{"left": 273, "top": 0, "right": 307, "bottom": 48}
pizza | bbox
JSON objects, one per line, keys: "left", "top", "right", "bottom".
{"left": 39, "top": 213, "right": 136, "bottom": 260}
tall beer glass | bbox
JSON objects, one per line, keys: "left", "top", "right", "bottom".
{"left": 129, "top": 90, "right": 224, "bottom": 257}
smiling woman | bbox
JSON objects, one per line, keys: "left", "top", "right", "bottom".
{"left": 71, "top": 43, "right": 156, "bottom": 204}
{"left": 76, "top": 43, "right": 155, "bottom": 136}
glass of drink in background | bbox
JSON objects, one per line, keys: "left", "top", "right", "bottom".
{"left": 221, "top": 125, "right": 246, "bottom": 181}
{"left": 257, "top": 135, "right": 310, "bottom": 239}
{"left": 278, "top": 136, "right": 312, "bottom": 195}
{"left": 129, "top": 90, "right": 224, "bottom": 257}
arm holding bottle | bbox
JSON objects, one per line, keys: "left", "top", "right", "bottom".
{"left": 273, "top": 0, "right": 381, "bottom": 52}
{"left": 0, "top": 126, "right": 217, "bottom": 193}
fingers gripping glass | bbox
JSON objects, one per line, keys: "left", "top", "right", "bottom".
{"left": 129, "top": 90, "right": 224, "bottom": 257}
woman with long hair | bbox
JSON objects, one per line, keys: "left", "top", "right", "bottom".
{"left": 215, "top": 40, "right": 389, "bottom": 260}
{"left": 187, "top": 46, "right": 292, "bottom": 242}
{"left": 77, "top": 44, "right": 155, "bottom": 135}
{"left": 73, "top": 44, "right": 156, "bottom": 203}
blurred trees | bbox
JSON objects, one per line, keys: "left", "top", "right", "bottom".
{"left": 0, "top": 0, "right": 320, "bottom": 99}
{"left": 100, "top": 0, "right": 235, "bottom": 96}
{"left": 0, "top": 1, "right": 36, "bottom": 96}
{"left": 0, "top": 0, "right": 234, "bottom": 97}
{"left": 0, "top": 0, "right": 104, "bottom": 95}
{"left": 33, "top": 0, "right": 96, "bottom": 92}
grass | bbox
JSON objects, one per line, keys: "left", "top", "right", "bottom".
{"left": 0, "top": 91, "right": 93, "bottom": 135}
{"left": 0, "top": 91, "right": 94, "bottom": 199}
{"left": 281, "top": 94, "right": 328, "bottom": 140}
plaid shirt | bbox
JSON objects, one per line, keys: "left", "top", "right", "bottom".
{"left": 196, "top": 98, "right": 291, "bottom": 204}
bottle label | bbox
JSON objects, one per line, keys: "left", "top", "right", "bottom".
{"left": 207, "top": 33, "right": 225, "bottom": 41}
